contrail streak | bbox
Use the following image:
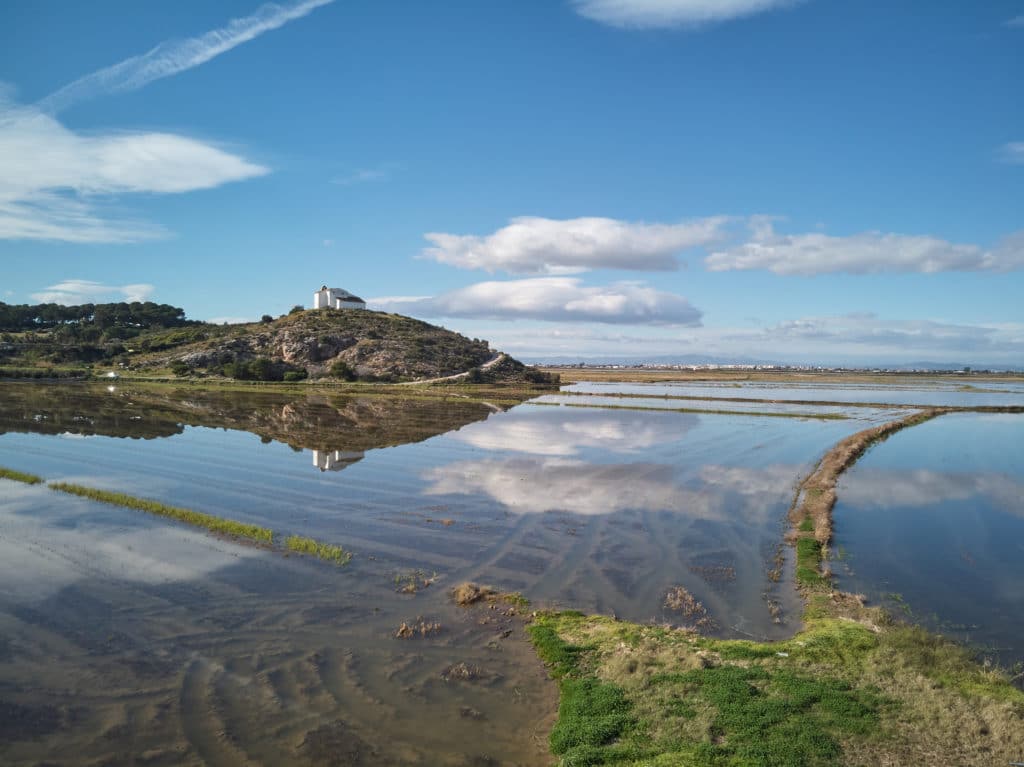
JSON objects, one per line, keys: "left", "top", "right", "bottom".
{"left": 38, "top": 0, "right": 334, "bottom": 113}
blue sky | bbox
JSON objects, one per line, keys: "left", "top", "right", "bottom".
{"left": 2, "top": 0, "right": 1022, "bottom": 364}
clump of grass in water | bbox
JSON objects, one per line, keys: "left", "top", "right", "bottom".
{"left": 285, "top": 535, "right": 352, "bottom": 565}
{"left": 0, "top": 466, "right": 43, "bottom": 485}
{"left": 450, "top": 581, "right": 530, "bottom": 608}
{"left": 394, "top": 569, "right": 437, "bottom": 593}
{"left": 48, "top": 482, "right": 273, "bottom": 544}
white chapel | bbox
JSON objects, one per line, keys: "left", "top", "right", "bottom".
{"left": 313, "top": 285, "right": 366, "bottom": 310}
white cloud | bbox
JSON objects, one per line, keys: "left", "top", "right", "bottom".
{"left": 571, "top": 0, "right": 803, "bottom": 29}
{"left": 30, "top": 279, "right": 154, "bottom": 304}
{"left": 999, "top": 142, "right": 1024, "bottom": 164}
{"left": 422, "top": 215, "right": 728, "bottom": 274}
{"left": 0, "top": 98, "right": 267, "bottom": 242}
{"left": 705, "top": 315, "right": 1024, "bottom": 364}
{"left": 1006, "top": 15, "right": 1024, "bottom": 28}
{"left": 468, "top": 313, "right": 1024, "bottom": 366}
{"left": 38, "top": 0, "right": 335, "bottom": 113}
{"left": 370, "top": 277, "right": 703, "bottom": 326}
{"left": 705, "top": 220, "right": 1024, "bottom": 275}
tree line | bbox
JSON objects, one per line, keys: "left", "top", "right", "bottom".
{"left": 0, "top": 301, "right": 191, "bottom": 332}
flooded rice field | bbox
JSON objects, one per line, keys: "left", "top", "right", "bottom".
{"left": 1, "top": 379, "right": 1022, "bottom": 763}
{"left": 565, "top": 378, "right": 1024, "bottom": 408}
{"left": 833, "top": 412, "right": 1024, "bottom": 667}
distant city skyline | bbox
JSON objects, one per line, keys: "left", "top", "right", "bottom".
{"left": 2, "top": 0, "right": 1022, "bottom": 365}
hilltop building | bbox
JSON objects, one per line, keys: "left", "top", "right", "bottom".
{"left": 314, "top": 285, "right": 366, "bottom": 310}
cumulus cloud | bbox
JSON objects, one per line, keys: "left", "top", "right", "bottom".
{"left": 571, "top": 0, "right": 804, "bottom": 29}
{"left": 30, "top": 280, "right": 155, "bottom": 304}
{"left": 705, "top": 219, "right": 1024, "bottom": 275}
{"left": 370, "top": 277, "right": 703, "bottom": 326}
{"left": 999, "top": 142, "right": 1024, "bottom": 164}
{"left": 38, "top": 0, "right": 335, "bottom": 113}
{"left": 422, "top": 215, "right": 728, "bottom": 274}
{"left": 0, "top": 97, "right": 267, "bottom": 242}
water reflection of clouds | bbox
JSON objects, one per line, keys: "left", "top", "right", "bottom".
{"left": 841, "top": 469, "right": 1024, "bottom": 516}
{"left": 452, "top": 406, "right": 698, "bottom": 456}
{"left": 423, "top": 458, "right": 797, "bottom": 523}
{"left": 0, "top": 483, "right": 261, "bottom": 603}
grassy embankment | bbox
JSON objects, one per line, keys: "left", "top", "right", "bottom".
{"left": 0, "top": 469, "right": 351, "bottom": 565}
{"left": 527, "top": 407, "right": 1024, "bottom": 765}
{"left": 0, "top": 466, "right": 44, "bottom": 484}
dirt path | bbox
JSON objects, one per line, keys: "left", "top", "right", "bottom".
{"left": 397, "top": 353, "right": 507, "bottom": 385}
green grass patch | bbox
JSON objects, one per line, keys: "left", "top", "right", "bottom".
{"left": 530, "top": 612, "right": 896, "bottom": 766}
{"left": 667, "top": 664, "right": 882, "bottom": 764}
{"left": 285, "top": 535, "right": 352, "bottom": 565}
{"left": 798, "top": 516, "right": 814, "bottom": 532}
{"left": 795, "top": 536, "right": 829, "bottom": 587}
{"left": 529, "top": 621, "right": 587, "bottom": 678}
{"left": 48, "top": 482, "right": 273, "bottom": 544}
{"left": 0, "top": 466, "right": 44, "bottom": 484}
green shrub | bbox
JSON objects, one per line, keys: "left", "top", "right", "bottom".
{"left": 330, "top": 360, "right": 357, "bottom": 381}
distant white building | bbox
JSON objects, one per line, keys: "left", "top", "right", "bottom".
{"left": 314, "top": 285, "right": 366, "bottom": 310}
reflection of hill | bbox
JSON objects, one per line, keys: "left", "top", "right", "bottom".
{"left": 0, "top": 383, "right": 496, "bottom": 452}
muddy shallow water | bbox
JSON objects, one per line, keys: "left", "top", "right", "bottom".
{"left": 0, "top": 483, "right": 554, "bottom": 766}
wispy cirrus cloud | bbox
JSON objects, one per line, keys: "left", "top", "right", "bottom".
{"left": 571, "top": 0, "right": 804, "bottom": 29}
{"left": 705, "top": 219, "right": 1024, "bottom": 275}
{"left": 30, "top": 280, "right": 155, "bottom": 304}
{"left": 422, "top": 215, "right": 729, "bottom": 274}
{"left": 0, "top": 96, "right": 267, "bottom": 242}
{"left": 38, "top": 0, "right": 335, "bottom": 113}
{"left": 371, "top": 277, "right": 703, "bottom": 326}
{"left": 999, "top": 142, "right": 1024, "bottom": 164}
{"left": 1005, "top": 15, "right": 1024, "bottom": 29}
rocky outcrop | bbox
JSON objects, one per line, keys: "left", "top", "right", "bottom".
{"left": 145, "top": 309, "right": 505, "bottom": 382}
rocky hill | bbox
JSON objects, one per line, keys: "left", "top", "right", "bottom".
{"left": 132, "top": 309, "right": 552, "bottom": 384}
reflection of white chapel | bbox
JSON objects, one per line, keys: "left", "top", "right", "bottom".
{"left": 313, "top": 285, "right": 366, "bottom": 310}
{"left": 312, "top": 449, "right": 365, "bottom": 472}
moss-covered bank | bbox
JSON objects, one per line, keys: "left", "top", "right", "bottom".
{"left": 529, "top": 606, "right": 1024, "bottom": 766}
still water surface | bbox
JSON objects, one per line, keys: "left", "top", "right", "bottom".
{"left": 0, "top": 382, "right": 865, "bottom": 764}
{"left": 833, "top": 412, "right": 1024, "bottom": 666}
{"left": 565, "top": 379, "right": 1024, "bottom": 408}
